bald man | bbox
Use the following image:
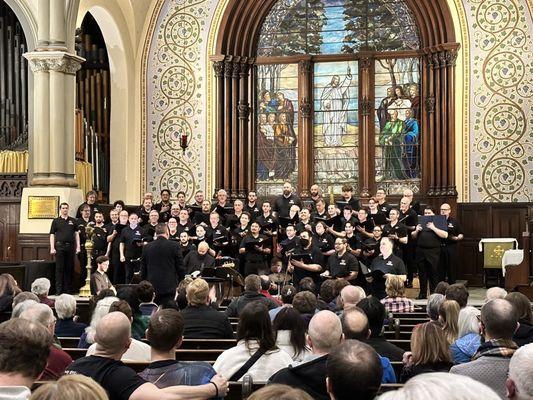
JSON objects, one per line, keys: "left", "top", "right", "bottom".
{"left": 65, "top": 312, "right": 227, "bottom": 400}
{"left": 182, "top": 241, "right": 215, "bottom": 275}
{"left": 439, "top": 203, "right": 464, "bottom": 284}
{"left": 339, "top": 285, "right": 366, "bottom": 311}
{"left": 211, "top": 189, "right": 233, "bottom": 224}
{"left": 269, "top": 310, "right": 343, "bottom": 399}
{"left": 273, "top": 182, "right": 302, "bottom": 218}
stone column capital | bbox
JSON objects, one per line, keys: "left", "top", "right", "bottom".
{"left": 23, "top": 51, "right": 85, "bottom": 75}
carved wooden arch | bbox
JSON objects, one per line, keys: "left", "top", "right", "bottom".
{"left": 212, "top": 0, "right": 459, "bottom": 206}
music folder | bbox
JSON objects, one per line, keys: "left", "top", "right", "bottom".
{"left": 290, "top": 252, "right": 312, "bottom": 264}
{"left": 419, "top": 215, "right": 448, "bottom": 231}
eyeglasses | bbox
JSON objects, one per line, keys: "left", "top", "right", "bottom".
{"left": 440, "top": 208, "right": 451, "bottom": 211}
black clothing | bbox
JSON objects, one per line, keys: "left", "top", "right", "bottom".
{"left": 181, "top": 304, "right": 234, "bottom": 339}
{"left": 311, "top": 210, "right": 328, "bottom": 223}
{"left": 239, "top": 234, "right": 269, "bottom": 276}
{"left": 210, "top": 202, "right": 234, "bottom": 224}
{"left": 120, "top": 225, "right": 144, "bottom": 283}
{"left": 439, "top": 216, "right": 463, "bottom": 284}
{"left": 225, "top": 213, "right": 244, "bottom": 232}
{"left": 400, "top": 361, "right": 452, "bottom": 383}
{"left": 225, "top": 291, "right": 278, "bottom": 317}
{"left": 137, "top": 207, "right": 152, "bottom": 227}
{"left": 183, "top": 251, "right": 215, "bottom": 274}
{"left": 140, "top": 237, "right": 184, "bottom": 299}
{"left": 383, "top": 222, "right": 408, "bottom": 257}
{"left": 370, "top": 254, "right": 407, "bottom": 299}
{"left": 365, "top": 336, "right": 405, "bottom": 362}
{"left": 106, "top": 222, "right": 124, "bottom": 284}
{"left": 65, "top": 355, "right": 146, "bottom": 400}
{"left": 337, "top": 196, "right": 360, "bottom": 212}
{"left": 295, "top": 220, "right": 314, "bottom": 234}
{"left": 76, "top": 202, "right": 101, "bottom": 219}
{"left": 279, "top": 235, "right": 300, "bottom": 268}
{"left": 55, "top": 318, "right": 87, "bottom": 338}
{"left": 327, "top": 251, "right": 358, "bottom": 279}
{"left": 91, "top": 225, "right": 108, "bottom": 259}
{"left": 0, "top": 294, "right": 13, "bottom": 312}
{"left": 291, "top": 244, "right": 324, "bottom": 285}
{"left": 513, "top": 322, "right": 533, "bottom": 347}
{"left": 50, "top": 215, "right": 79, "bottom": 243}
{"left": 153, "top": 201, "right": 172, "bottom": 222}
{"left": 269, "top": 355, "right": 329, "bottom": 400}
{"left": 206, "top": 224, "right": 230, "bottom": 256}
{"left": 244, "top": 203, "right": 261, "bottom": 221}
{"left": 353, "top": 218, "right": 374, "bottom": 235}
{"left": 399, "top": 208, "right": 418, "bottom": 283}
{"left": 273, "top": 194, "right": 302, "bottom": 218}
{"left": 139, "top": 359, "right": 215, "bottom": 389}
{"left": 378, "top": 201, "right": 392, "bottom": 217}
{"left": 176, "top": 222, "right": 196, "bottom": 237}
{"left": 416, "top": 229, "right": 443, "bottom": 297}
{"left": 77, "top": 217, "right": 91, "bottom": 287}
{"left": 193, "top": 212, "right": 210, "bottom": 226}
{"left": 179, "top": 242, "right": 196, "bottom": 259}
{"left": 50, "top": 215, "right": 79, "bottom": 294}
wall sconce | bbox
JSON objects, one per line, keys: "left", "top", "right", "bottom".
{"left": 180, "top": 131, "right": 189, "bottom": 154}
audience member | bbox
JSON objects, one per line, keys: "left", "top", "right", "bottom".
{"left": 66, "top": 312, "right": 225, "bottom": 399}
{"left": 338, "top": 285, "right": 366, "bottom": 312}
{"left": 0, "top": 273, "right": 21, "bottom": 312}
{"left": 225, "top": 274, "right": 278, "bottom": 317}
{"left": 11, "top": 291, "right": 39, "bottom": 310}
{"left": 450, "top": 306, "right": 481, "bottom": 364}
{"left": 214, "top": 302, "right": 292, "bottom": 381}
{"left": 140, "top": 309, "right": 227, "bottom": 393}
{"left": 298, "top": 277, "right": 317, "bottom": 295}
{"left": 11, "top": 299, "right": 38, "bottom": 319}
{"left": 340, "top": 308, "right": 396, "bottom": 383}
{"left": 19, "top": 303, "right": 73, "bottom": 380}
{"left": 434, "top": 281, "right": 450, "bottom": 295}
{"left": 29, "top": 375, "right": 108, "bottom": 400}
{"left": 86, "top": 300, "right": 151, "bottom": 362}
{"left": 485, "top": 287, "right": 507, "bottom": 303}
{"left": 439, "top": 300, "right": 460, "bottom": 344}
{"left": 273, "top": 307, "right": 311, "bottom": 362}
{"left": 78, "top": 296, "right": 119, "bottom": 348}
{"left": 427, "top": 293, "right": 445, "bottom": 322}
{"left": 269, "top": 310, "right": 343, "bottom": 400}
{"left": 138, "top": 281, "right": 157, "bottom": 317}
{"left": 54, "top": 294, "right": 87, "bottom": 337}
{"left": 269, "top": 285, "right": 296, "bottom": 321}
{"left": 381, "top": 275, "right": 414, "bottom": 313}
{"left": 0, "top": 319, "right": 52, "bottom": 400}
{"left": 260, "top": 275, "right": 282, "bottom": 306}
{"left": 175, "top": 277, "right": 193, "bottom": 310}
{"left": 316, "top": 279, "right": 337, "bottom": 311}
{"left": 90, "top": 256, "right": 114, "bottom": 296}
{"left": 181, "top": 278, "right": 233, "bottom": 339}
{"left": 505, "top": 292, "right": 533, "bottom": 347}
{"left": 400, "top": 322, "right": 453, "bottom": 382}
{"left": 292, "top": 291, "right": 318, "bottom": 327}
{"left": 116, "top": 285, "right": 147, "bottom": 340}
{"left": 445, "top": 283, "right": 469, "bottom": 308}
{"left": 450, "top": 299, "right": 519, "bottom": 398}
{"left": 326, "top": 340, "right": 383, "bottom": 400}
{"left": 31, "top": 278, "right": 55, "bottom": 308}
{"left": 378, "top": 372, "right": 501, "bottom": 400}
{"left": 357, "top": 297, "right": 405, "bottom": 361}
{"left": 506, "top": 343, "right": 533, "bottom": 400}
{"left": 248, "top": 384, "right": 313, "bottom": 400}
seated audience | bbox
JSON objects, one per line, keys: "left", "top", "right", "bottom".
{"left": 505, "top": 292, "right": 533, "bottom": 346}
{"left": 506, "top": 343, "right": 533, "bottom": 400}
{"left": 450, "top": 299, "right": 519, "bottom": 398}
{"left": 445, "top": 283, "right": 469, "bottom": 308}
{"left": 326, "top": 340, "right": 383, "bottom": 400}
{"left": 140, "top": 309, "right": 226, "bottom": 392}
{"left": 260, "top": 275, "right": 282, "bottom": 306}
{"left": 181, "top": 278, "right": 233, "bottom": 339}
{"left": 316, "top": 279, "right": 337, "bottom": 311}
{"left": 0, "top": 273, "right": 22, "bottom": 312}
{"left": 340, "top": 308, "right": 396, "bottom": 383}
{"left": 378, "top": 372, "right": 501, "bottom": 400}
{"left": 54, "top": 294, "right": 87, "bottom": 337}
{"left": 138, "top": 281, "right": 158, "bottom": 317}
{"left": 248, "top": 384, "right": 313, "bottom": 400}
{"left": 298, "top": 277, "right": 317, "bottom": 295}
{"left": 380, "top": 275, "right": 415, "bottom": 313}
{"left": 338, "top": 285, "right": 366, "bottom": 312}
{"left": 450, "top": 306, "right": 481, "bottom": 364}
{"left": 439, "top": 300, "right": 460, "bottom": 344}
{"left": 485, "top": 286, "right": 508, "bottom": 303}
{"left": 31, "top": 278, "right": 55, "bottom": 308}
{"left": 11, "top": 299, "right": 38, "bottom": 319}
{"left": 269, "top": 310, "right": 343, "bottom": 400}
{"left": 427, "top": 293, "right": 445, "bottom": 322}
{"left": 273, "top": 307, "right": 311, "bottom": 362}
{"left": 29, "top": 375, "right": 108, "bottom": 400}
{"left": 66, "top": 312, "right": 226, "bottom": 399}
{"left": 214, "top": 302, "right": 293, "bottom": 381}
{"left": 225, "top": 274, "right": 278, "bottom": 317}
{"left": 292, "top": 291, "right": 318, "bottom": 327}
{"left": 175, "top": 277, "right": 193, "bottom": 310}
{"left": 86, "top": 300, "right": 151, "bottom": 362}
{"left": 434, "top": 281, "right": 450, "bottom": 295}
{"left": 400, "top": 322, "right": 453, "bottom": 382}
{"left": 20, "top": 303, "right": 73, "bottom": 380}
{"left": 78, "top": 296, "right": 119, "bottom": 348}
{"left": 12, "top": 291, "right": 39, "bottom": 310}
{"left": 117, "top": 285, "right": 147, "bottom": 340}
{"left": 357, "top": 297, "right": 405, "bottom": 361}
{"left": 90, "top": 255, "right": 114, "bottom": 295}
{"left": 269, "top": 284, "right": 296, "bottom": 321}
{"left": 0, "top": 318, "right": 52, "bottom": 400}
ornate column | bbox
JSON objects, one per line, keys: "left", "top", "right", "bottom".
{"left": 223, "top": 58, "right": 234, "bottom": 192}
{"left": 298, "top": 58, "right": 312, "bottom": 198}
{"left": 445, "top": 48, "right": 458, "bottom": 197}
{"left": 213, "top": 60, "right": 225, "bottom": 192}
{"left": 231, "top": 59, "right": 241, "bottom": 199}
{"left": 238, "top": 59, "right": 251, "bottom": 197}
{"left": 358, "top": 56, "right": 373, "bottom": 199}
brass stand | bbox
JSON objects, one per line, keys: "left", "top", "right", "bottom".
{"left": 79, "top": 225, "right": 94, "bottom": 297}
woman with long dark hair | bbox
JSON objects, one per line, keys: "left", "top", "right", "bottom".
{"left": 0, "top": 273, "right": 22, "bottom": 312}
{"left": 214, "top": 302, "right": 292, "bottom": 381}
{"left": 273, "top": 307, "right": 311, "bottom": 362}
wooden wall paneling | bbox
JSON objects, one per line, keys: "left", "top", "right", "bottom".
{"left": 231, "top": 59, "right": 240, "bottom": 198}
{"left": 213, "top": 60, "right": 225, "bottom": 193}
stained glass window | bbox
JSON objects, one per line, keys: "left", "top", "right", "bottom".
{"left": 374, "top": 58, "right": 421, "bottom": 194}
{"left": 313, "top": 61, "right": 359, "bottom": 192}
{"left": 255, "top": 64, "right": 299, "bottom": 197}
{"left": 257, "top": 0, "right": 419, "bottom": 56}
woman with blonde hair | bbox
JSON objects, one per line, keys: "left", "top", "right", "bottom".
{"left": 380, "top": 274, "right": 414, "bottom": 313}
{"left": 439, "top": 299, "right": 460, "bottom": 344}
{"left": 400, "top": 321, "right": 453, "bottom": 382}
{"left": 30, "top": 375, "right": 108, "bottom": 400}
{"left": 450, "top": 306, "right": 481, "bottom": 364}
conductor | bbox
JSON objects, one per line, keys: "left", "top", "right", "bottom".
{"left": 140, "top": 223, "right": 185, "bottom": 304}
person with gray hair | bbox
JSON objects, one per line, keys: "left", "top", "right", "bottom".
{"left": 450, "top": 306, "right": 482, "bottom": 364}
{"left": 11, "top": 291, "right": 39, "bottom": 309}
{"left": 484, "top": 287, "right": 507, "bottom": 303}
{"left": 11, "top": 299, "right": 38, "bottom": 319}
{"left": 78, "top": 296, "right": 119, "bottom": 348}
{"left": 427, "top": 293, "right": 445, "bottom": 321}
{"left": 269, "top": 310, "right": 344, "bottom": 399}
{"left": 338, "top": 285, "right": 366, "bottom": 311}
{"left": 19, "top": 303, "right": 72, "bottom": 380}
{"left": 450, "top": 299, "right": 519, "bottom": 398}
{"left": 54, "top": 294, "right": 87, "bottom": 338}
{"left": 506, "top": 343, "right": 533, "bottom": 399}
{"left": 378, "top": 372, "right": 501, "bottom": 400}
{"left": 31, "top": 278, "right": 54, "bottom": 308}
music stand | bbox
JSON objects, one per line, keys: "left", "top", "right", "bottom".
{"left": 215, "top": 265, "right": 245, "bottom": 300}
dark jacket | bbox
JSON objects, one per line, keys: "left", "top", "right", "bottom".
{"left": 0, "top": 294, "right": 13, "bottom": 312}
{"left": 55, "top": 318, "right": 87, "bottom": 338}
{"left": 400, "top": 361, "right": 452, "bottom": 383}
{"left": 182, "top": 304, "right": 234, "bottom": 339}
{"left": 225, "top": 291, "right": 278, "bottom": 317}
{"left": 140, "top": 237, "right": 185, "bottom": 296}
{"left": 513, "top": 321, "right": 533, "bottom": 347}
{"left": 269, "top": 355, "right": 329, "bottom": 400}
{"left": 140, "top": 359, "right": 217, "bottom": 391}
{"left": 365, "top": 336, "right": 406, "bottom": 362}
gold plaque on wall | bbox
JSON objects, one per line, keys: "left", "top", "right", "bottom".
{"left": 28, "top": 196, "right": 60, "bottom": 219}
